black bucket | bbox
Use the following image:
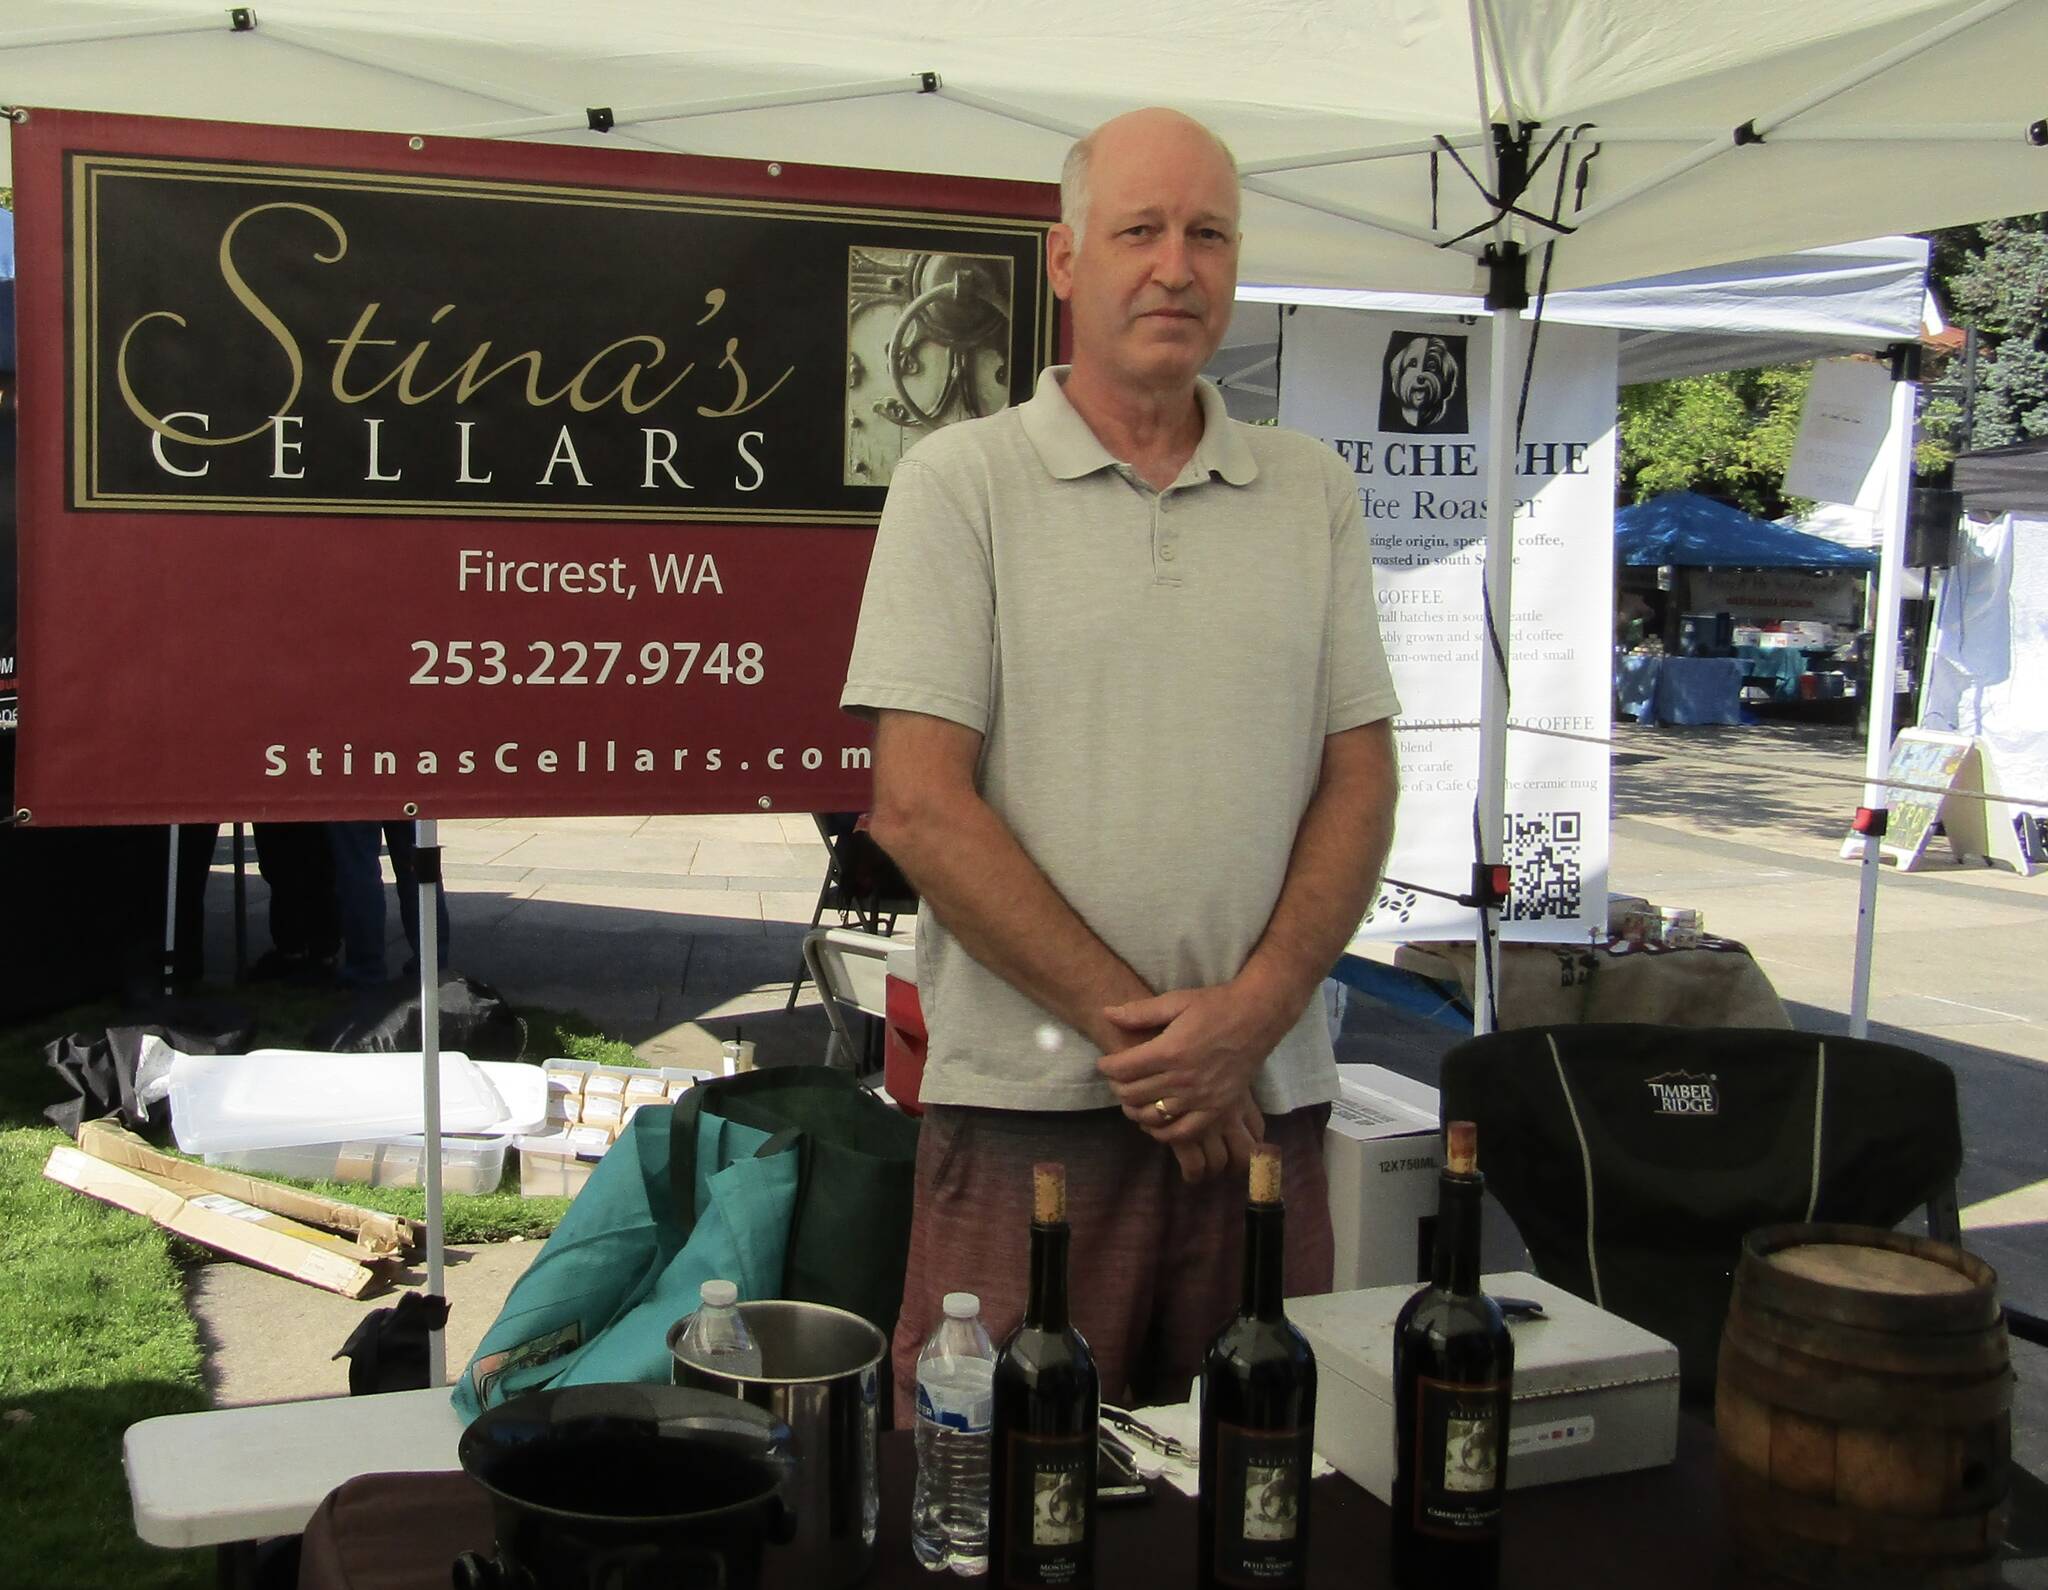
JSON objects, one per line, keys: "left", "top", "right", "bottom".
{"left": 454, "top": 1383, "right": 797, "bottom": 1590}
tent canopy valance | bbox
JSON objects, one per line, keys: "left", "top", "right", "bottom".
{"left": 1955, "top": 438, "right": 2048, "bottom": 516}
{"left": 1616, "top": 491, "right": 1881, "bottom": 569}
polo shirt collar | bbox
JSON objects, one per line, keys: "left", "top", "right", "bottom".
{"left": 1018, "top": 365, "right": 1259, "bottom": 487}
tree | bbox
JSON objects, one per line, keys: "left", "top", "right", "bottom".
{"left": 1617, "top": 364, "right": 1813, "bottom": 517}
{"left": 1925, "top": 214, "right": 2048, "bottom": 450}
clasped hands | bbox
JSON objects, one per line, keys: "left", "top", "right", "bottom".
{"left": 1094, "top": 978, "right": 1292, "bottom": 1184}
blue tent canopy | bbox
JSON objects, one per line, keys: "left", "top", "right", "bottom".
{"left": 1614, "top": 490, "right": 1877, "bottom": 570}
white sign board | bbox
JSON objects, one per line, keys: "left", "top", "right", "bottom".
{"left": 1278, "top": 308, "right": 1617, "bottom": 944}
{"left": 1786, "top": 356, "right": 1894, "bottom": 507}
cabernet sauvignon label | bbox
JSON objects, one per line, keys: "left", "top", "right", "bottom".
{"left": 1001, "top": 1431, "right": 1092, "bottom": 1587}
{"left": 1411, "top": 1376, "right": 1505, "bottom": 1538}
{"left": 1211, "top": 1422, "right": 1308, "bottom": 1586}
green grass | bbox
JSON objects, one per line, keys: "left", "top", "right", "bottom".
{"left": 0, "top": 988, "right": 628, "bottom": 1589}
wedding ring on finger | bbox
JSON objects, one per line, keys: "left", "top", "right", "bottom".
{"left": 1154, "top": 1098, "right": 1175, "bottom": 1125}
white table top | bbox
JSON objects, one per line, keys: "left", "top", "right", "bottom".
{"left": 124, "top": 1387, "right": 465, "bottom": 1548}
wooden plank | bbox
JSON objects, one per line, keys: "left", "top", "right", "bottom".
{"left": 76, "top": 1120, "right": 420, "bottom": 1259}
{"left": 44, "top": 1145, "right": 380, "bottom": 1298}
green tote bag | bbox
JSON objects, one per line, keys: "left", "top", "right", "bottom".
{"left": 670, "top": 1067, "right": 920, "bottom": 1342}
{"left": 452, "top": 1102, "right": 799, "bottom": 1419}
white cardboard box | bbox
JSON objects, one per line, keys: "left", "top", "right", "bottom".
{"left": 1289, "top": 1271, "right": 1681, "bottom": 1503}
{"left": 1323, "top": 1064, "right": 1528, "bottom": 1290}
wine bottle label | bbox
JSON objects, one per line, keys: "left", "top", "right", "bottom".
{"left": 1411, "top": 1376, "right": 1505, "bottom": 1539}
{"left": 1000, "top": 1431, "right": 1092, "bottom": 1587}
{"left": 1212, "top": 1422, "right": 1308, "bottom": 1586}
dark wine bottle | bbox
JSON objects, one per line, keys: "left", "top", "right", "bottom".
{"left": 1390, "top": 1120, "right": 1513, "bottom": 1590}
{"left": 989, "top": 1162, "right": 1099, "bottom": 1589}
{"left": 1199, "top": 1143, "right": 1316, "bottom": 1590}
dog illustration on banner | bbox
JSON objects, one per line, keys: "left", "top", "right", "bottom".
{"left": 1379, "top": 330, "right": 1468, "bottom": 434}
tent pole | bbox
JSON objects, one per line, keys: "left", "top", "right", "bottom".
{"left": 161, "top": 824, "right": 179, "bottom": 999}
{"left": 416, "top": 816, "right": 447, "bottom": 1389}
{"left": 1849, "top": 361, "right": 1919, "bottom": 1037}
{"left": 1473, "top": 276, "right": 1526, "bottom": 1035}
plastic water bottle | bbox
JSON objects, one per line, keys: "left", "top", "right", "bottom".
{"left": 675, "top": 1279, "right": 763, "bottom": 1378}
{"left": 912, "top": 1292, "right": 996, "bottom": 1574}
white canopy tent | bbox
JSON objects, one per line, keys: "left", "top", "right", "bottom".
{"left": 1210, "top": 235, "right": 1938, "bottom": 420}
{"left": 6, "top": 0, "right": 2046, "bottom": 1382}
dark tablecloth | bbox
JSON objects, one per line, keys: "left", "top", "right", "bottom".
{"left": 299, "top": 1419, "right": 1777, "bottom": 1589}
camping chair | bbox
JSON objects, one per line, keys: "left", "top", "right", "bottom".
{"left": 1439, "top": 1024, "right": 1965, "bottom": 1404}
{"left": 785, "top": 814, "right": 918, "bottom": 1008}
{"left": 801, "top": 927, "right": 896, "bottom": 1075}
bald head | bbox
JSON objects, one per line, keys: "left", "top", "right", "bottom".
{"left": 1046, "top": 106, "right": 1242, "bottom": 403}
{"left": 1061, "top": 108, "right": 1239, "bottom": 252}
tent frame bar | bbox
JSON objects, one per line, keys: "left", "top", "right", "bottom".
{"left": 259, "top": 21, "right": 567, "bottom": 118}
{"left": 1573, "top": 0, "right": 2027, "bottom": 228}
{"left": 0, "top": 16, "right": 231, "bottom": 52}
{"left": 1238, "top": 135, "right": 1487, "bottom": 176}
{"left": 437, "top": 75, "right": 930, "bottom": 140}
{"left": 948, "top": 87, "right": 1484, "bottom": 257}
{"left": 1562, "top": 124, "right": 2048, "bottom": 146}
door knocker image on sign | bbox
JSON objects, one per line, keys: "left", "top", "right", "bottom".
{"left": 845, "top": 248, "right": 1013, "bottom": 486}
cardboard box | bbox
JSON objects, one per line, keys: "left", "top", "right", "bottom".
{"left": 45, "top": 1145, "right": 383, "bottom": 1297}
{"left": 1323, "top": 1065, "right": 1442, "bottom": 1290}
{"left": 1289, "top": 1272, "right": 1681, "bottom": 1502}
{"left": 1323, "top": 1065, "right": 1527, "bottom": 1290}
{"left": 75, "top": 1120, "right": 419, "bottom": 1259}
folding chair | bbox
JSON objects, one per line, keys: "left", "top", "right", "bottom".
{"left": 1439, "top": 1024, "right": 1966, "bottom": 1403}
{"left": 801, "top": 927, "right": 896, "bottom": 1074}
{"left": 786, "top": 814, "right": 918, "bottom": 1008}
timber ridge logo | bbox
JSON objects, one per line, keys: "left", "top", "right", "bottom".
{"left": 1378, "top": 329, "right": 1469, "bottom": 435}
{"left": 1645, "top": 1071, "right": 1720, "bottom": 1116}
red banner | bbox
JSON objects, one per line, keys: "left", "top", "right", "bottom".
{"left": 10, "top": 109, "right": 1059, "bottom": 824}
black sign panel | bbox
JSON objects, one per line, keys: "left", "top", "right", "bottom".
{"left": 71, "top": 155, "right": 1053, "bottom": 521}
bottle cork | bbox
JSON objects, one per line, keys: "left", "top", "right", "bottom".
{"left": 1446, "top": 1120, "right": 1479, "bottom": 1175}
{"left": 1248, "top": 1143, "right": 1284, "bottom": 1206}
{"left": 1032, "top": 1162, "right": 1067, "bottom": 1224}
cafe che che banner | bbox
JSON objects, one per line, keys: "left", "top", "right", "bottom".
{"left": 9, "top": 109, "right": 1056, "bottom": 824}
{"left": 1279, "top": 307, "right": 1617, "bottom": 945}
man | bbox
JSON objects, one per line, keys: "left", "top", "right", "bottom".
{"left": 842, "top": 108, "right": 1400, "bottom": 1415}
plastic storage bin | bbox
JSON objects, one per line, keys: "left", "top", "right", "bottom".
{"left": 207, "top": 1132, "right": 513, "bottom": 1194}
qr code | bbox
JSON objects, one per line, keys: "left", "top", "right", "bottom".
{"left": 1504, "top": 811, "right": 1581, "bottom": 922}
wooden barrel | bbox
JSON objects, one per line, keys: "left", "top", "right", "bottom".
{"left": 1716, "top": 1223, "right": 2013, "bottom": 1588}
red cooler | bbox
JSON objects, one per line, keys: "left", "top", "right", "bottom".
{"left": 882, "top": 943, "right": 926, "bottom": 1116}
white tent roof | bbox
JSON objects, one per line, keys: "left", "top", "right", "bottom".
{"left": 1208, "top": 235, "right": 1934, "bottom": 415}
{"left": 4, "top": 1, "right": 2046, "bottom": 294}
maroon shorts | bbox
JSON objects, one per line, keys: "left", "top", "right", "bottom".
{"left": 891, "top": 1103, "right": 1334, "bottom": 1425}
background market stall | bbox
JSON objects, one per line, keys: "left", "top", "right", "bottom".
{"left": 1613, "top": 489, "right": 1879, "bottom": 725}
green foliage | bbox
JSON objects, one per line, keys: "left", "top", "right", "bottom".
{"left": 1925, "top": 214, "right": 2048, "bottom": 450}
{"left": 1617, "top": 364, "right": 1815, "bottom": 518}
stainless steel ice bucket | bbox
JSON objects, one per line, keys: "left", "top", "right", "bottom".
{"left": 669, "top": 1298, "right": 885, "bottom": 1590}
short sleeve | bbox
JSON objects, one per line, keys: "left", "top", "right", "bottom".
{"left": 1323, "top": 450, "right": 1402, "bottom": 734}
{"left": 840, "top": 454, "right": 996, "bottom": 733}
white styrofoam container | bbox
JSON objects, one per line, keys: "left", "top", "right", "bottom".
{"left": 206, "top": 1132, "right": 513, "bottom": 1194}
{"left": 1289, "top": 1272, "right": 1681, "bottom": 1503}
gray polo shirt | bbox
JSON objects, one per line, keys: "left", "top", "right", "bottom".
{"left": 842, "top": 367, "right": 1400, "bottom": 1115}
